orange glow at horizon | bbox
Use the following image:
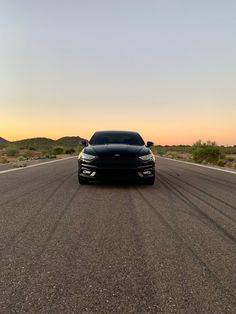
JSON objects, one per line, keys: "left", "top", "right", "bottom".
{"left": 1, "top": 115, "right": 235, "bottom": 146}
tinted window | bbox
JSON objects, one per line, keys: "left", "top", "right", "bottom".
{"left": 90, "top": 132, "right": 145, "bottom": 145}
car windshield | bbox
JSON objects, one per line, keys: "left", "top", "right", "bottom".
{"left": 89, "top": 132, "right": 145, "bottom": 146}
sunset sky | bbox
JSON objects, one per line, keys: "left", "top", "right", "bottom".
{"left": 1, "top": 0, "right": 235, "bottom": 145}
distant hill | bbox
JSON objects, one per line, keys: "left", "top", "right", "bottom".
{"left": 57, "top": 136, "right": 86, "bottom": 146}
{"left": 0, "top": 137, "right": 9, "bottom": 145}
{"left": 7, "top": 136, "right": 87, "bottom": 147}
{"left": 0, "top": 136, "right": 87, "bottom": 148}
{"left": 13, "top": 137, "right": 55, "bottom": 147}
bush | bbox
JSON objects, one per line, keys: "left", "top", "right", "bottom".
{"left": 157, "top": 150, "right": 165, "bottom": 156}
{"left": 225, "top": 161, "right": 233, "bottom": 168}
{"left": 65, "top": 148, "right": 75, "bottom": 154}
{"left": 52, "top": 146, "right": 64, "bottom": 155}
{"left": 18, "top": 156, "right": 27, "bottom": 161}
{"left": 217, "top": 160, "right": 226, "bottom": 167}
{"left": 21, "top": 149, "right": 35, "bottom": 159}
{"left": 192, "top": 140, "right": 220, "bottom": 164}
{"left": 44, "top": 154, "right": 56, "bottom": 159}
{"left": 13, "top": 161, "right": 27, "bottom": 168}
{"left": 0, "top": 156, "right": 9, "bottom": 164}
{"left": 75, "top": 146, "right": 83, "bottom": 154}
{"left": 6, "top": 146, "right": 19, "bottom": 157}
{"left": 154, "top": 147, "right": 165, "bottom": 156}
{"left": 226, "top": 156, "right": 235, "bottom": 162}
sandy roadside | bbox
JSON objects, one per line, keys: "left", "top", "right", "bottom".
{"left": 0, "top": 154, "right": 77, "bottom": 172}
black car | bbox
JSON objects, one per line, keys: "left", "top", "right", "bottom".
{"left": 78, "top": 130, "right": 155, "bottom": 185}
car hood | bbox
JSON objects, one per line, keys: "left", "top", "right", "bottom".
{"left": 84, "top": 144, "right": 150, "bottom": 157}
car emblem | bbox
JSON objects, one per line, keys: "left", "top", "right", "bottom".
{"left": 114, "top": 154, "right": 120, "bottom": 157}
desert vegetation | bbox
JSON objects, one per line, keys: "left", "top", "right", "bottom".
{"left": 152, "top": 141, "right": 236, "bottom": 170}
{"left": 1, "top": 136, "right": 235, "bottom": 171}
{"left": 0, "top": 136, "right": 84, "bottom": 169}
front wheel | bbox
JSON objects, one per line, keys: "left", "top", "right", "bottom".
{"left": 143, "top": 177, "right": 155, "bottom": 185}
{"left": 78, "top": 174, "right": 89, "bottom": 185}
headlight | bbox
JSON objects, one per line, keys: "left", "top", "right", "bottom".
{"left": 79, "top": 152, "right": 96, "bottom": 161}
{"left": 139, "top": 153, "right": 155, "bottom": 161}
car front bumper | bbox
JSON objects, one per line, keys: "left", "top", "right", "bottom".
{"left": 78, "top": 158, "right": 155, "bottom": 182}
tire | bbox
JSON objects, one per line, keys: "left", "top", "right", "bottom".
{"left": 78, "top": 174, "right": 89, "bottom": 185}
{"left": 144, "top": 177, "right": 155, "bottom": 185}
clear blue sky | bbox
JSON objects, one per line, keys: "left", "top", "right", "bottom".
{"left": 1, "top": 0, "right": 235, "bottom": 144}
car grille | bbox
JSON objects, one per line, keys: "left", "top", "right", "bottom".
{"left": 96, "top": 156, "right": 139, "bottom": 169}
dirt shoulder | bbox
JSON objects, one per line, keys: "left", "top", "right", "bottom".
{"left": 156, "top": 154, "right": 236, "bottom": 173}
{"left": 0, "top": 154, "right": 77, "bottom": 172}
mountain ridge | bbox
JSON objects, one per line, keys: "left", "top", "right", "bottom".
{"left": 0, "top": 137, "right": 9, "bottom": 145}
{"left": 0, "top": 136, "right": 87, "bottom": 146}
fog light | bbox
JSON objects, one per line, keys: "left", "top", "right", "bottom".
{"left": 83, "top": 169, "right": 91, "bottom": 175}
{"left": 143, "top": 170, "right": 151, "bottom": 175}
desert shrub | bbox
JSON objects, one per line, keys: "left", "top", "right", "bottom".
{"left": 165, "top": 151, "right": 177, "bottom": 158}
{"left": 153, "top": 147, "right": 165, "bottom": 156}
{"left": 220, "top": 152, "right": 226, "bottom": 159}
{"left": 192, "top": 140, "right": 220, "bottom": 164}
{"left": 40, "top": 148, "right": 56, "bottom": 159}
{"left": 0, "top": 156, "right": 9, "bottom": 163}
{"left": 65, "top": 148, "right": 75, "bottom": 154}
{"left": 176, "top": 153, "right": 186, "bottom": 159}
{"left": 225, "top": 161, "right": 233, "bottom": 168}
{"left": 226, "top": 156, "right": 235, "bottom": 162}
{"left": 217, "top": 160, "right": 226, "bottom": 167}
{"left": 45, "top": 154, "right": 56, "bottom": 159}
{"left": 52, "top": 146, "right": 64, "bottom": 155}
{"left": 41, "top": 150, "right": 49, "bottom": 157}
{"left": 222, "top": 146, "right": 236, "bottom": 154}
{"left": 13, "top": 162, "right": 27, "bottom": 168}
{"left": 21, "top": 149, "right": 35, "bottom": 159}
{"left": 74, "top": 146, "right": 83, "bottom": 154}
{"left": 18, "top": 156, "right": 27, "bottom": 161}
{"left": 157, "top": 150, "right": 165, "bottom": 156}
{"left": 6, "top": 146, "right": 19, "bottom": 157}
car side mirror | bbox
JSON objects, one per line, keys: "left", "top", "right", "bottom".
{"left": 146, "top": 141, "right": 154, "bottom": 147}
{"left": 79, "top": 140, "right": 88, "bottom": 146}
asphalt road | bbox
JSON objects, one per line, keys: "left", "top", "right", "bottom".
{"left": 0, "top": 157, "right": 236, "bottom": 313}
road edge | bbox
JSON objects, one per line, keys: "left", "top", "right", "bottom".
{"left": 0, "top": 156, "right": 77, "bottom": 175}
{"left": 158, "top": 156, "right": 236, "bottom": 175}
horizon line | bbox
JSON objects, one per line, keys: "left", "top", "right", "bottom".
{"left": 1, "top": 135, "right": 235, "bottom": 147}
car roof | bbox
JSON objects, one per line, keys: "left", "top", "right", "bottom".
{"left": 93, "top": 130, "right": 139, "bottom": 135}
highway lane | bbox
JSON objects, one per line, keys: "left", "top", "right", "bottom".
{"left": 0, "top": 157, "right": 236, "bottom": 313}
